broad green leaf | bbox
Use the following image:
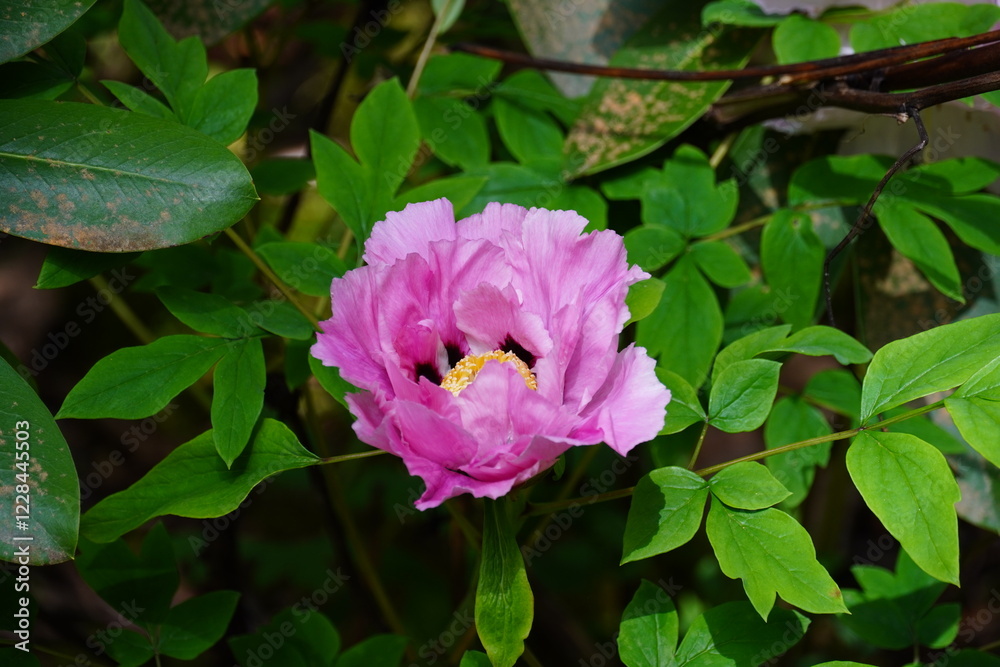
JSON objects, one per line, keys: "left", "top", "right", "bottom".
{"left": 708, "top": 462, "right": 790, "bottom": 510}
{"left": 141, "top": 0, "right": 273, "bottom": 45}
{"left": 619, "top": 580, "right": 679, "bottom": 667}
{"left": 414, "top": 95, "right": 490, "bottom": 170}
{"left": 229, "top": 608, "right": 341, "bottom": 667}
{"left": 105, "top": 630, "right": 156, "bottom": 667}
{"left": 58, "top": 335, "right": 229, "bottom": 420}
{"left": 804, "top": 368, "right": 861, "bottom": 420}
{"left": 770, "top": 325, "right": 872, "bottom": 365}
{"left": 878, "top": 203, "right": 963, "bottom": 302}
{"left": 395, "top": 176, "right": 487, "bottom": 213}
{"left": 847, "top": 431, "right": 960, "bottom": 584}
{"left": 212, "top": 338, "right": 265, "bottom": 467}
{"left": 639, "top": 257, "right": 722, "bottom": 389}
{"left": 185, "top": 69, "right": 258, "bottom": 145}
{"left": 35, "top": 248, "right": 141, "bottom": 290}
{"left": 309, "top": 354, "right": 355, "bottom": 408}
{"left": 708, "top": 359, "right": 780, "bottom": 433}
{"left": 417, "top": 53, "right": 501, "bottom": 96}
{"left": 947, "top": 356, "right": 1000, "bottom": 466}
{"left": 102, "top": 80, "right": 176, "bottom": 120}
{"left": 918, "top": 194, "right": 1000, "bottom": 256}
{"left": 860, "top": 313, "right": 1000, "bottom": 423}
{"left": 656, "top": 369, "right": 705, "bottom": 436}
{"left": 119, "top": 0, "right": 207, "bottom": 117}
{"left": 884, "top": 408, "right": 965, "bottom": 455}
{"left": 691, "top": 240, "right": 752, "bottom": 288}
{"left": 0, "top": 0, "right": 98, "bottom": 64}
{"left": 244, "top": 300, "right": 314, "bottom": 341}
{"left": 918, "top": 603, "right": 960, "bottom": 649}
{"left": 702, "top": 0, "right": 783, "bottom": 27}
{"left": 706, "top": 497, "right": 847, "bottom": 619}
{"left": 156, "top": 286, "right": 254, "bottom": 338}
{"left": 256, "top": 241, "right": 346, "bottom": 298}
{"left": 492, "top": 67, "right": 580, "bottom": 126}
{"left": 626, "top": 278, "right": 666, "bottom": 328}
{"left": 622, "top": 467, "right": 709, "bottom": 564}
{"left": 850, "top": 3, "right": 1000, "bottom": 52}
{"left": 160, "top": 591, "right": 240, "bottom": 659}
{"left": 476, "top": 497, "right": 533, "bottom": 667}
{"left": 565, "top": 3, "right": 756, "bottom": 176}
{"left": 0, "top": 357, "right": 79, "bottom": 564}
{"left": 712, "top": 325, "right": 791, "bottom": 384}
{"left": 624, "top": 226, "right": 685, "bottom": 272}
{"left": 250, "top": 158, "right": 315, "bottom": 196}
{"left": 75, "top": 523, "right": 178, "bottom": 625}
{"left": 0, "top": 100, "right": 257, "bottom": 251}
{"left": 761, "top": 209, "right": 824, "bottom": 330}
{"left": 310, "top": 130, "right": 370, "bottom": 244}
{"left": 0, "top": 60, "right": 74, "bottom": 100}
{"left": 459, "top": 651, "right": 493, "bottom": 667}
{"left": 773, "top": 15, "right": 841, "bottom": 64}
{"left": 80, "top": 418, "right": 320, "bottom": 542}
{"left": 764, "top": 397, "right": 833, "bottom": 508}
{"left": 674, "top": 602, "right": 809, "bottom": 666}
{"left": 494, "top": 92, "right": 565, "bottom": 166}
{"left": 642, "top": 146, "right": 738, "bottom": 238}
{"left": 351, "top": 78, "right": 420, "bottom": 230}
{"left": 459, "top": 162, "right": 563, "bottom": 217}
{"left": 337, "top": 635, "right": 409, "bottom": 667}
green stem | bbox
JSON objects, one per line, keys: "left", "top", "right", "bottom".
{"left": 318, "top": 449, "right": 389, "bottom": 465}
{"left": 89, "top": 275, "right": 155, "bottom": 344}
{"left": 406, "top": 0, "right": 460, "bottom": 98}
{"left": 709, "top": 133, "right": 736, "bottom": 170}
{"left": 980, "top": 638, "right": 1000, "bottom": 653}
{"left": 701, "top": 200, "right": 859, "bottom": 242}
{"left": 224, "top": 227, "right": 321, "bottom": 331}
{"left": 526, "top": 400, "right": 947, "bottom": 516}
{"left": 687, "top": 421, "right": 710, "bottom": 470}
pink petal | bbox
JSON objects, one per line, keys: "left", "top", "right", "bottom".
{"left": 457, "top": 202, "right": 529, "bottom": 245}
{"left": 363, "top": 199, "right": 457, "bottom": 266}
{"left": 453, "top": 283, "right": 553, "bottom": 359}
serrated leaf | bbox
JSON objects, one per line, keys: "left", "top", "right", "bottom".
{"left": 476, "top": 498, "right": 532, "bottom": 667}
{"left": 212, "top": 337, "right": 265, "bottom": 467}
{"left": 0, "top": 100, "right": 257, "bottom": 251}
{"left": 708, "top": 359, "right": 780, "bottom": 433}
{"left": 708, "top": 461, "right": 790, "bottom": 510}
{"left": 847, "top": 431, "right": 960, "bottom": 584}
{"left": 706, "top": 497, "right": 847, "bottom": 619}
{"left": 0, "top": 357, "right": 79, "bottom": 564}
{"left": 619, "top": 580, "right": 679, "bottom": 667}
{"left": 638, "top": 256, "right": 722, "bottom": 389}
{"left": 58, "top": 335, "right": 229, "bottom": 419}
{"left": 0, "top": 0, "right": 98, "bottom": 64}
{"left": 622, "top": 467, "right": 709, "bottom": 564}
{"left": 860, "top": 313, "right": 1000, "bottom": 423}
{"left": 761, "top": 209, "right": 824, "bottom": 330}
{"left": 80, "top": 418, "right": 319, "bottom": 542}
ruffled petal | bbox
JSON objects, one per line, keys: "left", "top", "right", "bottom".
{"left": 577, "top": 345, "right": 670, "bottom": 456}
{"left": 363, "top": 199, "right": 457, "bottom": 266}
{"left": 457, "top": 201, "right": 529, "bottom": 245}
{"left": 453, "top": 283, "right": 553, "bottom": 360}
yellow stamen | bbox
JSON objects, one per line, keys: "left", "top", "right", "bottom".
{"left": 440, "top": 350, "right": 537, "bottom": 396}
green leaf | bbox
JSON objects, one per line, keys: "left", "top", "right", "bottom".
{"left": 847, "top": 431, "right": 960, "bottom": 584}
{"left": 417, "top": 53, "right": 501, "bottom": 96}
{"left": 773, "top": 15, "right": 841, "bottom": 64}
{"left": 706, "top": 497, "right": 847, "bottom": 619}
{"left": 245, "top": 300, "right": 314, "bottom": 341}
{"left": 229, "top": 608, "right": 341, "bottom": 667}
{"left": 761, "top": 209, "right": 824, "bottom": 330}
{"left": 102, "top": 80, "right": 176, "bottom": 120}
{"left": 459, "top": 651, "right": 493, "bottom": 667}
{"left": 619, "top": 580, "right": 679, "bottom": 667}
{"left": 878, "top": 202, "right": 963, "bottom": 302}
{"left": 626, "top": 278, "right": 666, "bottom": 327}
{"left": 160, "top": 590, "right": 240, "bottom": 659}
{"left": 212, "top": 338, "right": 265, "bottom": 467}
{"left": 185, "top": 69, "right": 258, "bottom": 145}
{"left": 622, "top": 467, "right": 709, "bottom": 564}
{"left": 674, "top": 602, "right": 809, "bottom": 666}
{"left": 788, "top": 154, "right": 890, "bottom": 206}
{"left": 337, "top": 635, "right": 409, "bottom": 667}
{"left": 310, "top": 129, "right": 371, "bottom": 244}
{"left": 708, "top": 461, "right": 790, "bottom": 510}
{"left": 75, "top": 523, "right": 178, "bottom": 624}
{"left": 624, "top": 226, "right": 685, "bottom": 272}
{"left": 414, "top": 96, "right": 490, "bottom": 170}
{"left": 57, "top": 335, "right": 229, "bottom": 420}
{"left": 105, "top": 629, "right": 155, "bottom": 667}
{"left": 638, "top": 256, "right": 722, "bottom": 389}
{"left": 119, "top": 0, "right": 207, "bottom": 117}
{"left": 642, "top": 146, "right": 739, "bottom": 238}
{"left": 256, "top": 241, "right": 346, "bottom": 298}
{"left": 0, "top": 100, "right": 257, "bottom": 251}
{"left": 918, "top": 194, "right": 1000, "bottom": 256}
{"left": 431, "top": 0, "right": 465, "bottom": 33}
{"left": 849, "top": 3, "right": 1000, "bottom": 52}
{"left": 859, "top": 313, "right": 1000, "bottom": 423}
{"left": 0, "top": 357, "right": 79, "bottom": 564}
{"left": 918, "top": 603, "right": 960, "bottom": 649}
{"left": 708, "top": 359, "right": 780, "bottom": 433}
{"left": 309, "top": 354, "right": 355, "bottom": 408}
{"left": 250, "top": 158, "right": 316, "bottom": 196}
{"left": 494, "top": 92, "right": 564, "bottom": 166}
{"left": 656, "top": 369, "right": 706, "bottom": 436}
{"left": 80, "top": 418, "right": 320, "bottom": 542}
{"left": 0, "top": 0, "right": 98, "bottom": 64}
{"left": 0, "top": 60, "right": 74, "bottom": 100}
{"left": 770, "top": 325, "right": 873, "bottom": 365}
{"left": 566, "top": 4, "right": 756, "bottom": 176}
{"left": 691, "top": 240, "right": 751, "bottom": 288}
{"left": 712, "top": 325, "right": 791, "bottom": 384}
{"left": 947, "top": 356, "right": 1000, "bottom": 466}
{"left": 702, "top": 0, "right": 783, "bottom": 27}
{"left": 492, "top": 67, "right": 580, "bottom": 126}
{"left": 394, "top": 175, "right": 487, "bottom": 214}
{"left": 764, "top": 397, "right": 832, "bottom": 508}
{"left": 141, "top": 0, "right": 273, "bottom": 45}
{"left": 35, "top": 247, "right": 141, "bottom": 289}
{"left": 476, "top": 497, "right": 533, "bottom": 667}
{"left": 156, "top": 286, "right": 254, "bottom": 338}
{"left": 804, "top": 368, "right": 861, "bottom": 420}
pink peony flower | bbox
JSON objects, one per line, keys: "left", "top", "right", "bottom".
{"left": 311, "top": 199, "right": 670, "bottom": 509}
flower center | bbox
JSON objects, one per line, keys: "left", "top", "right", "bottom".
{"left": 440, "top": 350, "right": 537, "bottom": 396}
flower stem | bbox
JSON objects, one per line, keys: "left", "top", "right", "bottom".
{"left": 318, "top": 449, "right": 389, "bottom": 465}
{"left": 224, "top": 227, "right": 321, "bottom": 331}
{"left": 687, "top": 421, "right": 710, "bottom": 470}
{"left": 709, "top": 133, "right": 736, "bottom": 169}
{"left": 406, "top": 0, "right": 461, "bottom": 98}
